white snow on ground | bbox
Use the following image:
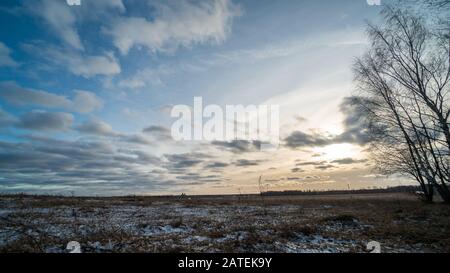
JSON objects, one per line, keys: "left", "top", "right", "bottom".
{"left": 276, "top": 235, "right": 359, "bottom": 253}
{"left": 0, "top": 195, "right": 443, "bottom": 253}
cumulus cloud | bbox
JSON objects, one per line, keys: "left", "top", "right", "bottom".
{"left": 72, "top": 90, "right": 104, "bottom": 113}
{"left": 17, "top": 111, "right": 73, "bottom": 131}
{"left": 64, "top": 52, "right": 121, "bottom": 78}
{"left": 284, "top": 130, "right": 332, "bottom": 148}
{"left": 0, "top": 81, "right": 70, "bottom": 108}
{"left": 106, "top": 0, "right": 241, "bottom": 55}
{"left": 118, "top": 67, "right": 173, "bottom": 89}
{"left": 76, "top": 119, "right": 117, "bottom": 136}
{"left": 142, "top": 125, "right": 172, "bottom": 140}
{"left": 20, "top": 0, "right": 126, "bottom": 51}
{"left": 0, "top": 42, "right": 19, "bottom": 67}
{"left": 22, "top": 42, "right": 121, "bottom": 78}
{"left": 0, "top": 82, "right": 103, "bottom": 113}
{"left": 29, "top": 0, "right": 83, "bottom": 50}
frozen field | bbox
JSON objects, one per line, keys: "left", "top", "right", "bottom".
{"left": 0, "top": 193, "right": 449, "bottom": 253}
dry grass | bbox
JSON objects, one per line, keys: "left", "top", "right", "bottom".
{"left": 0, "top": 192, "right": 449, "bottom": 253}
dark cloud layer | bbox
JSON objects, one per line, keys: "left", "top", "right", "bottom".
{"left": 0, "top": 137, "right": 166, "bottom": 195}
{"left": 17, "top": 111, "right": 73, "bottom": 131}
{"left": 284, "top": 131, "right": 331, "bottom": 148}
{"left": 211, "top": 140, "right": 262, "bottom": 153}
{"left": 331, "top": 158, "right": 368, "bottom": 165}
{"left": 76, "top": 119, "right": 117, "bottom": 136}
{"left": 164, "top": 152, "right": 211, "bottom": 171}
{"left": 234, "top": 159, "right": 261, "bottom": 167}
{"left": 205, "top": 162, "right": 229, "bottom": 169}
{"left": 0, "top": 81, "right": 102, "bottom": 113}
{"left": 0, "top": 135, "right": 219, "bottom": 195}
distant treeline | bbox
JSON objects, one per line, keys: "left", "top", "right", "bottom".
{"left": 261, "top": 185, "right": 421, "bottom": 196}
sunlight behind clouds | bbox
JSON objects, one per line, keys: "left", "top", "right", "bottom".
{"left": 0, "top": 0, "right": 392, "bottom": 195}
{"left": 314, "top": 144, "right": 360, "bottom": 161}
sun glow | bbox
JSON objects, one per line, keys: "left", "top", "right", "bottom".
{"left": 314, "top": 143, "right": 359, "bottom": 160}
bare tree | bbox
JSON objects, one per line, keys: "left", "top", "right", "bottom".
{"left": 424, "top": 0, "right": 450, "bottom": 8}
{"left": 353, "top": 7, "right": 450, "bottom": 202}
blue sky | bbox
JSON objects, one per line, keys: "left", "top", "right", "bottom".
{"left": 0, "top": 0, "right": 412, "bottom": 196}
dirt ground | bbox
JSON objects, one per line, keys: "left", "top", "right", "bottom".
{"left": 0, "top": 192, "right": 449, "bottom": 253}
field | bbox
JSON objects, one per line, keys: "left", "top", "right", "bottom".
{"left": 0, "top": 192, "right": 449, "bottom": 253}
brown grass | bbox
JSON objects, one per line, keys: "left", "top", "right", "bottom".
{"left": 0, "top": 192, "right": 449, "bottom": 253}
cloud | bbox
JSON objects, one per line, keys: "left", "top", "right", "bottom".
{"left": 143, "top": 125, "right": 170, "bottom": 134}
{"left": 22, "top": 42, "right": 121, "bottom": 78}
{"left": 164, "top": 153, "right": 208, "bottom": 171}
{"left": 211, "top": 140, "right": 262, "bottom": 153}
{"left": 331, "top": 158, "right": 368, "bottom": 165}
{"left": 334, "top": 96, "right": 371, "bottom": 145}
{"left": 315, "top": 164, "right": 335, "bottom": 170}
{"left": 0, "top": 82, "right": 103, "bottom": 113}
{"left": 0, "top": 107, "right": 18, "bottom": 128}
{"left": 284, "top": 97, "right": 371, "bottom": 149}
{"left": 159, "top": 104, "right": 174, "bottom": 115}
{"left": 64, "top": 52, "right": 121, "bottom": 78}
{"left": 82, "top": 0, "right": 125, "bottom": 14}
{"left": 234, "top": 159, "right": 261, "bottom": 167}
{"left": 284, "top": 130, "right": 332, "bottom": 148}
{"left": 118, "top": 67, "right": 172, "bottom": 89}
{"left": 17, "top": 111, "right": 73, "bottom": 131}
{"left": 0, "top": 81, "right": 70, "bottom": 108}
{"left": 176, "top": 173, "right": 222, "bottom": 183}
{"left": 76, "top": 119, "right": 117, "bottom": 136}
{"left": 72, "top": 90, "right": 104, "bottom": 113}
{"left": 0, "top": 42, "right": 19, "bottom": 67}
{"left": 121, "top": 134, "right": 153, "bottom": 145}
{"left": 291, "top": 167, "right": 304, "bottom": 173}
{"left": 30, "top": 0, "right": 83, "bottom": 50}
{"left": 205, "top": 162, "right": 229, "bottom": 169}
{"left": 0, "top": 136, "right": 170, "bottom": 195}
{"left": 21, "top": 0, "right": 126, "bottom": 51}
{"left": 296, "top": 160, "right": 328, "bottom": 166}
{"left": 296, "top": 160, "right": 335, "bottom": 170}
{"left": 142, "top": 125, "right": 172, "bottom": 140}
{"left": 294, "top": 115, "right": 308, "bottom": 123}
{"left": 106, "top": 0, "right": 241, "bottom": 55}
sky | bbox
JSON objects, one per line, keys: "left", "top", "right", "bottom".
{"left": 0, "top": 0, "right": 414, "bottom": 196}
